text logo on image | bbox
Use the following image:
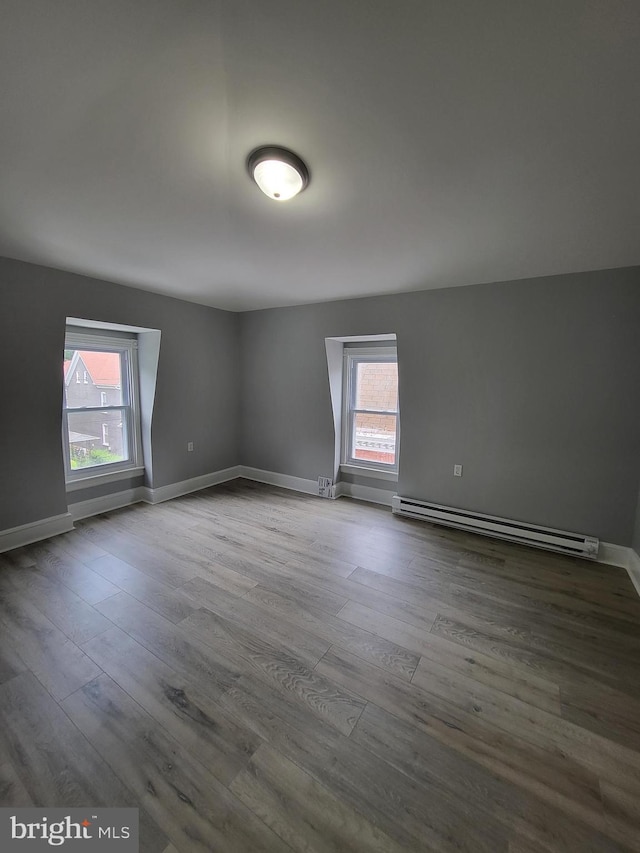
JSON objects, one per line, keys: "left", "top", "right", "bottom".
{"left": 0, "top": 809, "right": 139, "bottom": 851}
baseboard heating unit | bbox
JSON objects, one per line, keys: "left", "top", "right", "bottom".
{"left": 391, "top": 496, "right": 599, "bottom": 559}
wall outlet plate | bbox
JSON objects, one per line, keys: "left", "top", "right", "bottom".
{"left": 318, "top": 476, "right": 333, "bottom": 498}
{"left": 453, "top": 464, "right": 463, "bottom": 477}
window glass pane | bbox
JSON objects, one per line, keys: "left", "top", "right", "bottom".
{"left": 355, "top": 361, "right": 398, "bottom": 411}
{"left": 63, "top": 350, "right": 125, "bottom": 407}
{"left": 352, "top": 412, "right": 397, "bottom": 465}
{"left": 66, "top": 410, "right": 129, "bottom": 469}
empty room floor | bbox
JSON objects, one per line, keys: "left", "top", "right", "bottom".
{"left": 0, "top": 479, "right": 639, "bottom": 852}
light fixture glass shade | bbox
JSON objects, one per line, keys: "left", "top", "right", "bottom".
{"left": 254, "top": 159, "right": 303, "bottom": 201}
{"left": 247, "top": 146, "right": 309, "bottom": 201}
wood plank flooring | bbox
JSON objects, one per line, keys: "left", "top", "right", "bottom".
{"left": 1, "top": 479, "right": 639, "bottom": 852}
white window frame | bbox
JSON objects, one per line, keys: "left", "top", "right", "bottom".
{"left": 341, "top": 346, "right": 400, "bottom": 476}
{"left": 62, "top": 330, "right": 143, "bottom": 488}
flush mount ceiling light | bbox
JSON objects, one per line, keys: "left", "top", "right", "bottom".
{"left": 247, "top": 146, "right": 310, "bottom": 201}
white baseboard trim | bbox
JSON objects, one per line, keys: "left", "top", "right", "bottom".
{"left": 238, "top": 466, "right": 319, "bottom": 497}
{"left": 627, "top": 548, "right": 640, "bottom": 598}
{"left": 596, "top": 542, "right": 640, "bottom": 599}
{"left": 0, "top": 512, "right": 74, "bottom": 553}
{"left": 142, "top": 466, "right": 243, "bottom": 505}
{"left": 238, "top": 467, "right": 398, "bottom": 506}
{"left": 597, "top": 541, "right": 631, "bottom": 569}
{"left": 4, "top": 470, "right": 639, "bottom": 603}
{"left": 0, "top": 466, "right": 316, "bottom": 548}
{"left": 335, "top": 481, "right": 395, "bottom": 507}
{"left": 68, "top": 487, "right": 147, "bottom": 522}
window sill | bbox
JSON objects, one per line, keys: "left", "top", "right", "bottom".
{"left": 340, "top": 463, "right": 398, "bottom": 482}
{"left": 66, "top": 466, "right": 145, "bottom": 492}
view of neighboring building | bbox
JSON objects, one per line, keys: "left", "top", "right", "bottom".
{"left": 352, "top": 360, "right": 398, "bottom": 465}
{"left": 63, "top": 350, "right": 126, "bottom": 466}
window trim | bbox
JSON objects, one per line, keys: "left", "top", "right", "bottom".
{"left": 341, "top": 346, "right": 400, "bottom": 475}
{"left": 339, "top": 463, "right": 398, "bottom": 482}
{"left": 62, "top": 330, "right": 143, "bottom": 486}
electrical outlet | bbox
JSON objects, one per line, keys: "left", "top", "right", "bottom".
{"left": 453, "top": 464, "right": 463, "bottom": 477}
{"left": 187, "top": 441, "right": 194, "bottom": 452}
{"left": 318, "top": 476, "right": 333, "bottom": 498}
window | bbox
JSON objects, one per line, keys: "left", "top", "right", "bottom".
{"left": 342, "top": 346, "right": 399, "bottom": 473}
{"left": 62, "top": 330, "right": 142, "bottom": 483}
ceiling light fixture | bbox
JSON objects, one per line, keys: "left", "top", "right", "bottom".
{"left": 247, "top": 146, "right": 310, "bottom": 201}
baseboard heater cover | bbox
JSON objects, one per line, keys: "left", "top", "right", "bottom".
{"left": 391, "top": 496, "right": 599, "bottom": 559}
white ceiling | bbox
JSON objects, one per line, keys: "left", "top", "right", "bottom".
{"left": 1, "top": 0, "right": 639, "bottom": 310}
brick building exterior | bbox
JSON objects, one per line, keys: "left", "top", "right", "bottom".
{"left": 353, "top": 362, "right": 398, "bottom": 465}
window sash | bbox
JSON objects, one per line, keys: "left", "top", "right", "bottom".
{"left": 64, "top": 404, "right": 129, "bottom": 413}
{"left": 346, "top": 412, "right": 399, "bottom": 469}
{"left": 342, "top": 347, "right": 399, "bottom": 472}
{"left": 63, "top": 332, "right": 141, "bottom": 482}
{"left": 350, "top": 407, "right": 399, "bottom": 416}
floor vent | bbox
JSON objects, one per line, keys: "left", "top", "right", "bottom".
{"left": 391, "top": 496, "right": 599, "bottom": 559}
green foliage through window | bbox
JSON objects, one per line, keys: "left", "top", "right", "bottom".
{"left": 70, "top": 448, "right": 123, "bottom": 469}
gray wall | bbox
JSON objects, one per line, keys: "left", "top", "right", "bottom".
{"left": 0, "top": 257, "right": 240, "bottom": 531}
{"left": 240, "top": 267, "right": 640, "bottom": 545}
{"left": 2, "top": 255, "right": 640, "bottom": 548}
